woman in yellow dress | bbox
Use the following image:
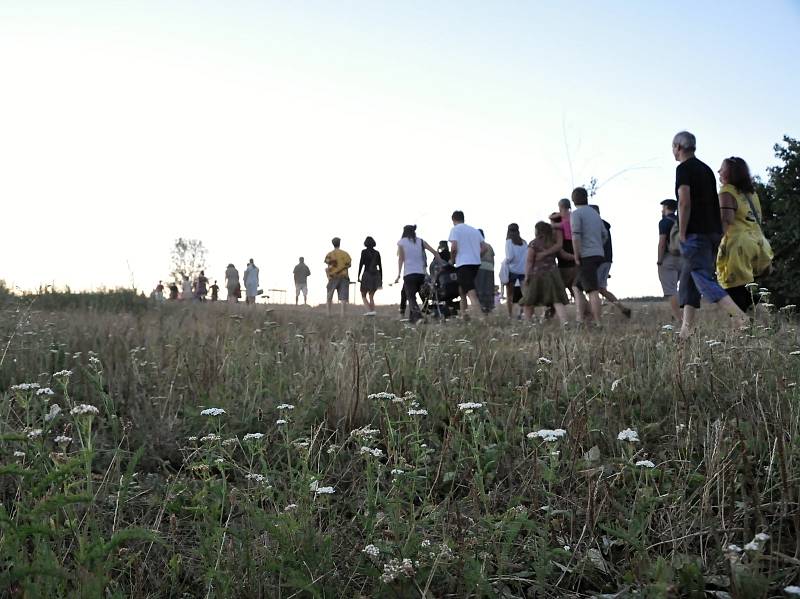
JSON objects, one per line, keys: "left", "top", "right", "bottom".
{"left": 716, "top": 157, "right": 773, "bottom": 312}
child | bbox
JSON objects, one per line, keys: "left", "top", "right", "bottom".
{"left": 520, "top": 221, "right": 570, "bottom": 324}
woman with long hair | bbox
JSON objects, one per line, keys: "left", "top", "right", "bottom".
{"left": 520, "top": 222, "right": 570, "bottom": 324}
{"left": 504, "top": 223, "right": 527, "bottom": 317}
{"left": 358, "top": 236, "right": 382, "bottom": 315}
{"left": 716, "top": 157, "right": 773, "bottom": 312}
{"left": 395, "top": 225, "right": 440, "bottom": 323}
{"left": 476, "top": 229, "right": 495, "bottom": 313}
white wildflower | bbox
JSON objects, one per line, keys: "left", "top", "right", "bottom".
{"left": 284, "top": 503, "right": 298, "bottom": 512}
{"left": 10, "top": 382, "right": 40, "bottom": 391}
{"left": 187, "top": 436, "right": 198, "bottom": 442}
{"left": 200, "top": 408, "right": 226, "bottom": 416}
{"left": 315, "top": 486, "right": 335, "bottom": 495}
{"left": 754, "top": 532, "right": 770, "bottom": 542}
{"left": 362, "top": 544, "right": 380, "bottom": 558}
{"left": 351, "top": 425, "right": 380, "bottom": 438}
{"left": 784, "top": 586, "right": 800, "bottom": 596}
{"left": 360, "top": 446, "right": 384, "bottom": 458}
{"left": 727, "top": 544, "right": 742, "bottom": 553}
{"left": 54, "top": 435, "right": 72, "bottom": 444}
{"left": 276, "top": 419, "right": 288, "bottom": 425}
{"left": 617, "top": 428, "right": 640, "bottom": 443}
{"left": 745, "top": 282, "right": 759, "bottom": 290}
{"left": 14, "top": 451, "right": 26, "bottom": 458}
{"left": 53, "top": 370, "right": 72, "bottom": 378}
{"left": 200, "top": 433, "right": 221, "bottom": 443}
{"left": 661, "top": 324, "right": 674, "bottom": 331}
{"left": 243, "top": 433, "right": 264, "bottom": 441}
{"left": 26, "top": 429, "right": 43, "bottom": 440}
{"left": 537, "top": 357, "right": 552, "bottom": 365}
{"left": 245, "top": 473, "right": 268, "bottom": 483}
{"left": 407, "top": 408, "right": 428, "bottom": 416}
{"left": 70, "top": 404, "right": 99, "bottom": 416}
{"left": 457, "top": 402, "right": 483, "bottom": 412}
{"left": 635, "top": 460, "right": 656, "bottom": 468}
{"left": 744, "top": 541, "right": 760, "bottom": 552}
{"left": 368, "top": 392, "right": 397, "bottom": 401}
{"left": 36, "top": 387, "right": 55, "bottom": 396}
{"left": 390, "top": 469, "right": 405, "bottom": 476}
{"left": 790, "top": 351, "right": 800, "bottom": 356}
{"left": 222, "top": 437, "right": 237, "bottom": 447}
{"left": 276, "top": 403, "right": 295, "bottom": 410}
{"left": 610, "top": 379, "right": 623, "bottom": 392}
{"left": 563, "top": 545, "right": 571, "bottom": 551}
{"left": 44, "top": 404, "right": 61, "bottom": 422}
{"left": 527, "top": 429, "right": 567, "bottom": 442}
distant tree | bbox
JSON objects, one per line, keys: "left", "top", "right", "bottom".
{"left": 756, "top": 136, "right": 800, "bottom": 306}
{"left": 169, "top": 238, "right": 208, "bottom": 282}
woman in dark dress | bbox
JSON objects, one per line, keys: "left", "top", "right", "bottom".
{"left": 358, "top": 236, "right": 382, "bottom": 315}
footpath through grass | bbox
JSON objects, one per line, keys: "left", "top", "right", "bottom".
{"left": 1, "top": 299, "right": 799, "bottom": 598}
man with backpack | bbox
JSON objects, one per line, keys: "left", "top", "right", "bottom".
{"left": 657, "top": 199, "right": 682, "bottom": 322}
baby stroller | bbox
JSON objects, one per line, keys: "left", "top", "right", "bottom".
{"left": 422, "top": 261, "right": 461, "bottom": 319}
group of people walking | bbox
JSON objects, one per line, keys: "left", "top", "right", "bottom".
{"left": 151, "top": 130, "right": 774, "bottom": 338}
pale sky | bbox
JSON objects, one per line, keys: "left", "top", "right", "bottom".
{"left": 2, "top": 1, "right": 798, "bottom": 303}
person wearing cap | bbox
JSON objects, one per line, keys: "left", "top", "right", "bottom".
{"left": 324, "top": 237, "right": 352, "bottom": 316}
{"left": 657, "top": 199, "right": 682, "bottom": 321}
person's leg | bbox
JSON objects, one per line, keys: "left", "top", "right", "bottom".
{"left": 506, "top": 282, "right": 514, "bottom": 317}
{"left": 687, "top": 235, "right": 747, "bottom": 327}
{"left": 726, "top": 285, "right": 753, "bottom": 313}
{"left": 369, "top": 290, "right": 376, "bottom": 312}
{"left": 523, "top": 305, "right": 534, "bottom": 320}
{"left": 326, "top": 281, "right": 334, "bottom": 316}
{"left": 669, "top": 295, "right": 681, "bottom": 321}
{"left": 678, "top": 236, "right": 704, "bottom": 338}
{"left": 573, "top": 286, "right": 587, "bottom": 323}
{"left": 553, "top": 302, "right": 568, "bottom": 324}
{"left": 405, "top": 274, "right": 423, "bottom": 321}
{"left": 588, "top": 290, "right": 602, "bottom": 323}
{"left": 361, "top": 291, "right": 368, "bottom": 311}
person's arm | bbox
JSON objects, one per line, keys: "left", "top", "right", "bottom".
{"left": 480, "top": 241, "right": 488, "bottom": 253}
{"left": 423, "top": 240, "right": 442, "bottom": 262}
{"left": 539, "top": 230, "right": 563, "bottom": 257}
{"left": 395, "top": 246, "right": 404, "bottom": 283}
{"left": 677, "top": 185, "right": 691, "bottom": 242}
{"left": 572, "top": 236, "right": 582, "bottom": 264}
{"left": 358, "top": 252, "right": 366, "bottom": 281}
{"left": 376, "top": 251, "right": 382, "bottom": 273}
{"left": 657, "top": 234, "right": 667, "bottom": 265}
{"left": 719, "top": 191, "right": 737, "bottom": 234}
{"left": 450, "top": 240, "right": 458, "bottom": 265}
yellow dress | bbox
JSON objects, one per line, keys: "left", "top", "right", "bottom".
{"left": 716, "top": 183, "right": 773, "bottom": 289}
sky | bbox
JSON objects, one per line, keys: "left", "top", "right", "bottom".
{"left": 1, "top": 1, "right": 799, "bottom": 304}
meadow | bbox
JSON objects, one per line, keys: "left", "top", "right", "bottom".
{"left": 1, "top": 295, "right": 799, "bottom": 598}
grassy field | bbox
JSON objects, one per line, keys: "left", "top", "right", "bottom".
{"left": 1, "top": 297, "right": 799, "bottom": 598}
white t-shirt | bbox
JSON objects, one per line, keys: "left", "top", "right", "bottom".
{"left": 397, "top": 237, "right": 426, "bottom": 276}
{"left": 505, "top": 239, "right": 528, "bottom": 274}
{"left": 448, "top": 223, "right": 482, "bottom": 267}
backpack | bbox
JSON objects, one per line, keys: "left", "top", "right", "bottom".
{"left": 667, "top": 216, "right": 681, "bottom": 256}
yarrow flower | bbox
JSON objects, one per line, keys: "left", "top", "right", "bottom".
{"left": 457, "top": 402, "right": 483, "bottom": 412}
{"left": 36, "top": 387, "right": 55, "bottom": 396}
{"left": 661, "top": 324, "right": 674, "bottom": 331}
{"left": 54, "top": 435, "right": 72, "bottom": 444}
{"left": 242, "top": 433, "right": 264, "bottom": 442}
{"left": 745, "top": 282, "right": 759, "bottom": 290}
{"left": 610, "top": 379, "right": 623, "bottom": 392}
{"left": 537, "top": 357, "right": 552, "bottom": 365}
{"left": 617, "top": 428, "right": 640, "bottom": 443}
{"left": 790, "top": 351, "right": 800, "bottom": 356}
{"left": 13, "top": 451, "right": 26, "bottom": 458}
{"left": 53, "top": 370, "right": 72, "bottom": 378}
{"left": 44, "top": 404, "right": 61, "bottom": 422}
{"left": 309, "top": 481, "right": 335, "bottom": 495}
{"left": 276, "top": 403, "right": 295, "bottom": 410}
{"left": 284, "top": 503, "right": 298, "bottom": 512}
{"left": 390, "top": 469, "right": 405, "bottom": 476}
{"left": 351, "top": 425, "right": 380, "bottom": 439}
{"left": 368, "top": 392, "right": 398, "bottom": 401}
{"left": 10, "top": 382, "right": 40, "bottom": 391}
{"left": 70, "top": 404, "right": 99, "bottom": 416}
{"left": 27, "top": 429, "right": 43, "bottom": 440}
{"left": 635, "top": 460, "right": 656, "bottom": 468}
{"left": 527, "top": 429, "right": 567, "bottom": 442}
{"left": 362, "top": 544, "right": 380, "bottom": 558}
{"left": 407, "top": 408, "right": 428, "bottom": 416}
{"left": 200, "top": 408, "right": 226, "bottom": 416}
{"left": 276, "top": 419, "right": 288, "bottom": 425}
{"left": 200, "top": 433, "right": 221, "bottom": 443}
{"left": 360, "top": 446, "right": 384, "bottom": 458}
{"left": 245, "top": 473, "right": 268, "bottom": 483}
{"left": 784, "top": 586, "right": 800, "bottom": 596}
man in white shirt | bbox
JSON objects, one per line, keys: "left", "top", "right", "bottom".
{"left": 448, "top": 210, "right": 486, "bottom": 318}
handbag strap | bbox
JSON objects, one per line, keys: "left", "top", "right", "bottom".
{"left": 740, "top": 190, "right": 762, "bottom": 227}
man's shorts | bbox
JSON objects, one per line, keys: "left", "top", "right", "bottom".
{"left": 456, "top": 265, "right": 480, "bottom": 294}
{"left": 326, "top": 277, "right": 349, "bottom": 302}
{"left": 596, "top": 262, "right": 612, "bottom": 289}
{"left": 295, "top": 283, "right": 308, "bottom": 296}
{"left": 658, "top": 254, "right": 682, "bottom": 297}
{"left": 575, "top": 256, "right": 605, "bottom": 293}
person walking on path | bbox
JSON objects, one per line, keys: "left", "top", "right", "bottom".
{"left": 504, "top": 223, "right": 527, "bottom": 318}
{"left": 180, "top": 275, "right": 192, "bottom": 301}
{"left": 657, "top": 199, "right": 683, "bottom": 322}
{"left": 324, "top": 237, "right": 351, "bottom": 316}
{"left": 672, "top": 131, "right": 747, "bottom": 338}
{"left": 395, "top": 225, "right": 440, "bottom": 323}
{"left": 243, "top": 259, "right": 259, "bottom": 305}
{"left": 195, "top": 270, "right": 209, "bottom": 301}
{"left": 448, "top": 211, "right": 486, "bottom": 319}
{"left": 477, "top": 229, "right": 495, "bottom": 313}
{"left": 293, "top": 257, "right": 311, "bottom": 305}
{"left": 590, "top": 205, "right": 632, "bottom": 318}
{"left": 570, "top": 187, "right": 608, "bottom": 325}
{"left": 520, "top": 221, "right": 570, "bottom": 324}
{"left": 210, "top": 280, "right": 220, "bottom": 302}
{"left": 716, "top": 157, "right": 773, "bottom": 312}
{"left": 225, "top": 263, "right": 240, "bottom": 303}
{"left": 358, "top": 236, "right": 382, "bottom": 315}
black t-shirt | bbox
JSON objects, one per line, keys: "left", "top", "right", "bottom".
{"left": 359, "top": 248, "right": 382, "bottom": 275}
{"left": 602, "top": 220, "right": 612, "bottom": 263}
{"left": 658, "top": 214, "right": 677, "bottom": 236}
{"left": 675, "top": 157, "right": 721, "bottom": 235}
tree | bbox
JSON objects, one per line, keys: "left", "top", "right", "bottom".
{"left": 756, "top": 136, "right": 800, "bottom": 306}
{"left": 169, "top": 238, "right": 208, "bottom": 282}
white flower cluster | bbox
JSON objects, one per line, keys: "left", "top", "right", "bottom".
{"left": 309, "top": 480, "right": 335, "bottom": 495}
{"left": 617, "top": 428, "right": 640, "bottom": 443}
{"left": 242, "top": 433, "right": 264, "bottom": 442}
{"left": 276, "top": 403, "right": 295, "bottom": 410}
{"left": 635, "top": 460, "right": 656, "bottom": 469}
{"left": 368, "top": 392, "right": 398, "bottom": 401}
{"left": 45, "top": 404, "right": 61, "bottom": 422}
{"left": 284, "top": 503, "right": 298, "bottom": 512}
{"left": 222, "top": 438, "right": 237, "bottom": 447}
{"left": 527, "top": 429, "right": 567, "bottom": 443}
{"left": 71, "top": 404, "right": 100, "bottom": 416}
{"left": 785, "top": 585, "right": 800, "bottom": 596}
{"left": 10, "top": 382, "right": 40, "bottom": 391}
{"left": 407, "top": 408, "right": 428, "bottom": 416}
{"left": 36, "top": 387, "right": 55, "bottom": 396}
{"left": 200, "top": 433, "right": 221, "bottom": 443}
{"left": 27, "top": 429, "right": 43, "bottom": 440}
{"left": 200, "top": 408, "right": 226, "bottom": 416}
{"left": 276, "top": 419, "right": 288, "bottom": 425}
{"left": 360, "top": 446, "right": 384, "bottom": 458}
{"left": 54, "top": 435, "right": 72, "bottom": 444}
{"left": 390, "top": 469, "right": 405, "bottom": 476}
{"left": 14, "top": 451, "right": 26, "bottom": 458}
{"left": 661, "top": 324, "right": 675, "bottom": 331}
{"left": 362, "top": 544, "right": 380, "bottom": 558}
{"left": 380, "top": 558, "right": 416, "bottom": 584}
{"left": 53, "top": 370, "right": 72, "bottom": 378}
{"left": 245, "top": 473, "right": 268, "bottom": 484}
{"left": 537, "top": 357, "right": 552, "bottom": 365}
{"left": 457, "top": 402, "right": 483, "bottom": 412}
{"left": 744, "top": 532, "right": 770, "bottom": 552}
{"left": 790, "top": 351, "right": 800, "bottom": 356}
{"left": 351, "top": 425, "right": 380, "bottom": 439}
